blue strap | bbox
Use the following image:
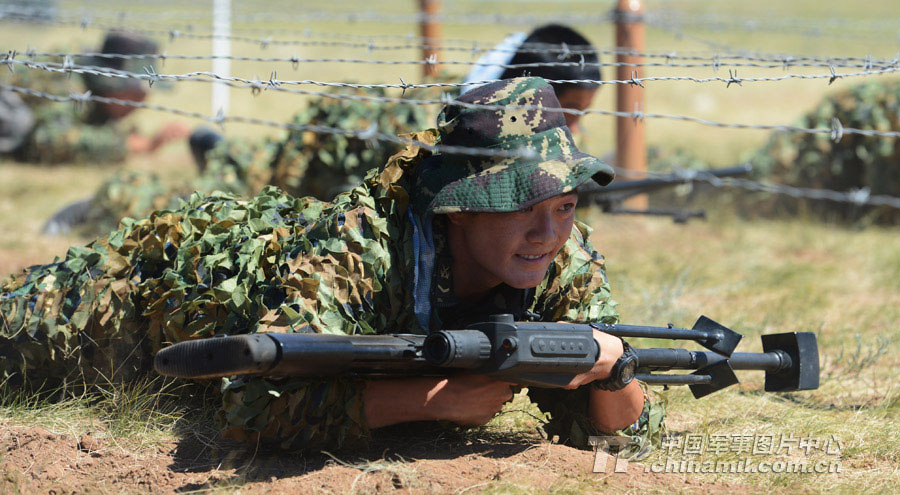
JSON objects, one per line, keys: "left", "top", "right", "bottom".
{"left": 406, "top": 208, "right": 437, "bottom": 333}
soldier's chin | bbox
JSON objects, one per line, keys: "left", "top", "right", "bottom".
{"left": 504, "top": 272, "right": 547, "bottom": 290}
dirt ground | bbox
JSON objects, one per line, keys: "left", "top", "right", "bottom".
{"left": 0, "top": 423, "right": 776, "bottom": 495}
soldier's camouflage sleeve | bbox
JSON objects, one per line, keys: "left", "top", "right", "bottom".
{"left": 216, "top": 181, "right": 406, "bottom": 451}
{"left": 527, "top": 220, "right": 667, "bottom": 453}
{"left": 17, "top": 104, "right": 128, "bottom": 164}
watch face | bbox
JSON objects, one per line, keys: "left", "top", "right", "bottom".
{"left": 621, "top": 359, "right": 637, "bottom": 384}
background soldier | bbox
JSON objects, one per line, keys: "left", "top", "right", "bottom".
{"left": 1, "top": 31, "right": 189, "bottom": 165}
{"left": 462, "top": 24, "right": 602, "bottom": 136}
{"left": 41, "top": 87, "right": 432, "bottom": 236}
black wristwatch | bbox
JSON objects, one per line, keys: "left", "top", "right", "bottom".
{"left": 592, "top": 339, "right": 638, "bottom": 391}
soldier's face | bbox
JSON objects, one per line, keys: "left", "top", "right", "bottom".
{"left": 447, "top": 192, "right": 578, "bottom": 296}
{"left": 556, "top": 87, "right": 597, "bottom": 135}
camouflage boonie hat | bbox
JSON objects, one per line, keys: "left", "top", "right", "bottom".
{"left": 81, "top": 32, "right": 158, "bottom": 94}
{"left": 415, "top": 77, "right": 614, "bottom": 214}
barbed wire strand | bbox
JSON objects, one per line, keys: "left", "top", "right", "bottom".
{"left": 613, "top": 167, "right": 900, "bottom": 209}
{"left": 1, "top": 5, "right": 622, "bottom": 27}
{"left": 3, "top": 80, "right": 900, "bottom": 210}
{"left": 6, "top": 5, "right": 900, "bottom": 40}
{"left": 0, "top": 81, "right": 545, "bottom": 161}
{"left": 3, "top": 11, "right": 899, "bottom": 69}
{"left": 9, "top": 57, "right": 900, "bottom": 98}
{"left": 13, "top": 49, "right": 900, "bottom": 72}
{"left": 5, "top": 60, "right": 900, "bottom": 143}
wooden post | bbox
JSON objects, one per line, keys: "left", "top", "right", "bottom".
{"left": 615, "top": 0, "right": 647, "bottom": 208}
{"left": 419, "top": 0, "right": 441, "bottom": 78}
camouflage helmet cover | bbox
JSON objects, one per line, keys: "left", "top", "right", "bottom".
{"left": 413, "top": 77, "right": 614, "bottom": 214}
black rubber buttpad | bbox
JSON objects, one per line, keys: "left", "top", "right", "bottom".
{"left": 154, "top": 334, "right": 279, "bottom": 379}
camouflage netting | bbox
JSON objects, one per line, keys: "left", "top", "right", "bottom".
{"left": 61, "top": 87, "right": 433, "bottom": 237}
{"left": 747, "top": 78, "right": 900, "bottom": 223}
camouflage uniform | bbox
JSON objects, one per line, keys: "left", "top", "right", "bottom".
{"left": 2, "top": 78, "right": 664, "bottom": 452}
{"left": 748, "top": 79, "right": 900, "bottom": 223}
{"left": 13, "top": 104, "right": 131, "bottom": 164}
{"left": 55, "top": 87, "right": 432, "bottom": 237}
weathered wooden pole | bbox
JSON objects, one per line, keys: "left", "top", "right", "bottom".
{"left": 615, "top": 0, "right": 647, "bottom": 208}
{"left": 419, "top": 0, "right": 442, "bottom": 77}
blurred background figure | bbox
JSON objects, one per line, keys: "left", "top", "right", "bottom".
{"left": 42, "top": 87, "right": 432, "bottom": 237}
{"left": 462, "top": 24, "right": 601, "bottom": 135}
{"left": 0, "top": 31, "right": 189, "bottom": 165}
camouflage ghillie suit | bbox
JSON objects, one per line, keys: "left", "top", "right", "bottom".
{"left": 201, "top": 87, "right": 432, "bottom": 201}
{"left": 748, "top": 79, "right": 900, "bottom": 223}
{"left": 2, "top": 78, "right": 664, "bottom": 452}
{"left": 55, "top": 88, "right": 432, "bottom": 237}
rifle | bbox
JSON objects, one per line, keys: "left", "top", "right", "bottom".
{"left": 578, "top": 164, "right": 753, "bottom": 223}
{"left": 154, "top": 314, "right": 819, "bottom": 399}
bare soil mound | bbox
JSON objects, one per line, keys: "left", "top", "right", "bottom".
{"left": 0, "top": 424, "right": 770, "bottom": 494}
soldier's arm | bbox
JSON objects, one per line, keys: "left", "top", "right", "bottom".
{"left": 362, "top": 375, "right": 513, "bottom": 428}
{"left": 126, "top": 121, "right": 191, "bottom": 153}
{"left": 566, "top": 328, "right": 646, "bottom": 432}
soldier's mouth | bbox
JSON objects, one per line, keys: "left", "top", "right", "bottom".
{"left": 515, "top": 253, "right": 548, "bottom": 262}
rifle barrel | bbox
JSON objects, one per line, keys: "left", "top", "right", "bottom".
{"left": 635, "top": 348, "right": 791, "bottom": 373}
{"left": 592, "top": 323, "right": 721, "bottom": 343}
{"left": 635, "top": 373, "right": 712, "bottom": 385}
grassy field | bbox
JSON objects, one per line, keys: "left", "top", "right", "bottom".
{"left": 1, "top": 0, "right": 900, "bottom": 493}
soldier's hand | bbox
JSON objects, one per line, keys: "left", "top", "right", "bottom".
{"left": 142, "top": 122, "right": 191, "bottom": 152}
{"left": 426, "top": 374, "right": 514, "bottom": 425}
{"left": 154, "top": 122, "right": 191, "bottom": 145}
{"left": 563, "top": 329, "right": 624, "bottom": 390}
